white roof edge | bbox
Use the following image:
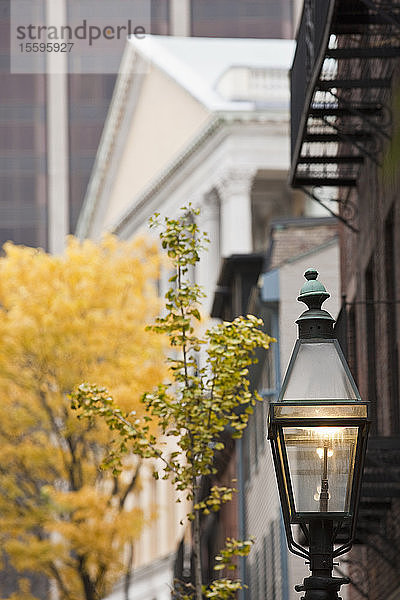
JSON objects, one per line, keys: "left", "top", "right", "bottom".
{"left": 127, "top": 35, "right": 295, "bottom": 112}
{"left": 127, "top": 35, "right": 255, "bottom": 111}
{"left": 282, "top": 235, "right": 339, "bottom": 268}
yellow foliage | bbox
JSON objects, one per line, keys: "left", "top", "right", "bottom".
{"left": 0, "top": 236, "right": 166, "bottom": 600}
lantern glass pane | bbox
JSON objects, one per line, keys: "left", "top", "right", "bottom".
{"left": 282, "top": 342, "right": 358, "bottom": 401}
{"left": 274, "top": 403, "right": 367, "bottom": 419}
{"left": 282, "top": 426, "right": 358, "bottom": 514}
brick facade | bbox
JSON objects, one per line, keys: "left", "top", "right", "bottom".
{"left": 289, "top": 1, "right": 400, "bottom": 596}
{"left": 340, "top": 60, "right": 400, "bottom": 600}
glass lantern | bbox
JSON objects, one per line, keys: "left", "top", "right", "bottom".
{"left": 268, "top": 270, "right": 369, "bottom": 563}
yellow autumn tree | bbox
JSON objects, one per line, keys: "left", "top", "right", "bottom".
{"left": 0, "top": 236, "right": 165, "bottom": 600}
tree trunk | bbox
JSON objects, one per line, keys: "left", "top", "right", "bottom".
{"left": 193, "top": 484, "right": 203, "bottom": 600}
{"left": 124, "top": 542, "right": 134, "bottom": 600}
{"left": 78, "top": 557, "right": 98, "bottom": 600}
{"left": 81, "top": 574, "right": 97, "bottom": 600}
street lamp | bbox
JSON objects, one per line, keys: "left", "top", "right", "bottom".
{"left": 268, "top": 269, "right": 369, "bottom": 600}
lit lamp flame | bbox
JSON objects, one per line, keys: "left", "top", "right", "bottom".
{"left": 317, "top": 434, "right": 337, "bottom": 512}
{"left": 317, "top": 447, "right": 333, "bottom": 459}
{"left": 303, "top": 428, "right": 344, "bottom": 510}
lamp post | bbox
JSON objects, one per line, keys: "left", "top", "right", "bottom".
{"left": 268, "top": 269, "right": 369, "bottom": 600}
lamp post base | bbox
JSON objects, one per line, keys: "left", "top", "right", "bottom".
{"left": 295, "top": 576, "right": 350, "bottom": 600}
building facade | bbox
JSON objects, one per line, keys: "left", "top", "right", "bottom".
{"left": 211, "top": 217, "right": 340, "bottom": 599}
{"left": 77, "top": 35, "right": 300, "bottom": 303}
{"left": 289, "top": 1, "right": 400, "bottom": 598}
{"left": 1, "top": 0, "right": 302, "bottom": 255}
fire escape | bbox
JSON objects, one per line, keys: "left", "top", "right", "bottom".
{"left": 290, "top": 0, "right": 400, "bottom": 231}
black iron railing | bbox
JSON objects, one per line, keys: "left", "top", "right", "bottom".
{"left": 290, "top": 0, "right": 335, "bottom": 175}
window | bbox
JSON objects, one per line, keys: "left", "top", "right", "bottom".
{"left": 365, "top": 259, "right": 377, "bottom": 432}
{"left": 151, "top": 0, "right": 170, "bottom": 34}
{"left": 385, "top": 206, "right": 399, "bottom": 432}
{"left": 348, "top": 304, "right": 358, "bottom": 385}
{"left": 262, "top": 520, "right": 281, "bottom": 599}
{"left": 191, "top": 0, "right": 293, "bottom": 39}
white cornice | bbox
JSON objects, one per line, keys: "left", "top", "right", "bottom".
{"left": 112, "top": 115, "right": 224, "bottom": 236}
{"left": 76, "top": 36, "right": 292, "bottom": 240}
{"left": 112, "top": 110, "right": 289, "bottom": 239}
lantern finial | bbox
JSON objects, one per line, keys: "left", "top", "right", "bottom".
{"left": 296, "top": 269, "right": 334, "bottom": 338}
{"left": 298, "top": 268, "right": 330, "bottom": 310}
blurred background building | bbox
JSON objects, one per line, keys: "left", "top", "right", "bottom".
{"left": 78, "top": 30, "right": 340, "bottom": 599}
{"left": 0, "top": 0, "right": 301, "bottom": 253}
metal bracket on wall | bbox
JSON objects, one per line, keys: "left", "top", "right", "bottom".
{"left": 299, "top": 186, "right": 359, "bottom": 233}
{"left": 359, "top": 0, "right": 400, "bottom": 30}
{"left": 329, "top": 91, "right": 392, "bottom": 139}
{"left": 320, "top": 116, "right": 383, "bottom": 166}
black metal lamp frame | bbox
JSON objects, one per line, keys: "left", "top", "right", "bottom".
{"left": 269, "top": 408, "right": 369, "bottom": 555}
{"left": 268, "top": 270, "right": 370, "bottom": 599}
{"left": 269, "top": 405, "right": 369, "bottom": 599}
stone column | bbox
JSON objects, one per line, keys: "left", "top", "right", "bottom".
{"left": 169, "top": 0, "right": 190, "bottom": 36}
{"left": 46, "top": 0, "right": 69, "bottom": 254}
{"left": 217, "top": 168, "right": 256, "bottom": 257}
{"left": 197, "top": 189, "right": 221, "bottom": 315}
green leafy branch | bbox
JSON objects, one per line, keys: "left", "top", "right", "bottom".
{"left": 71, "top": 205, "right": 275, "bottom": 600}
